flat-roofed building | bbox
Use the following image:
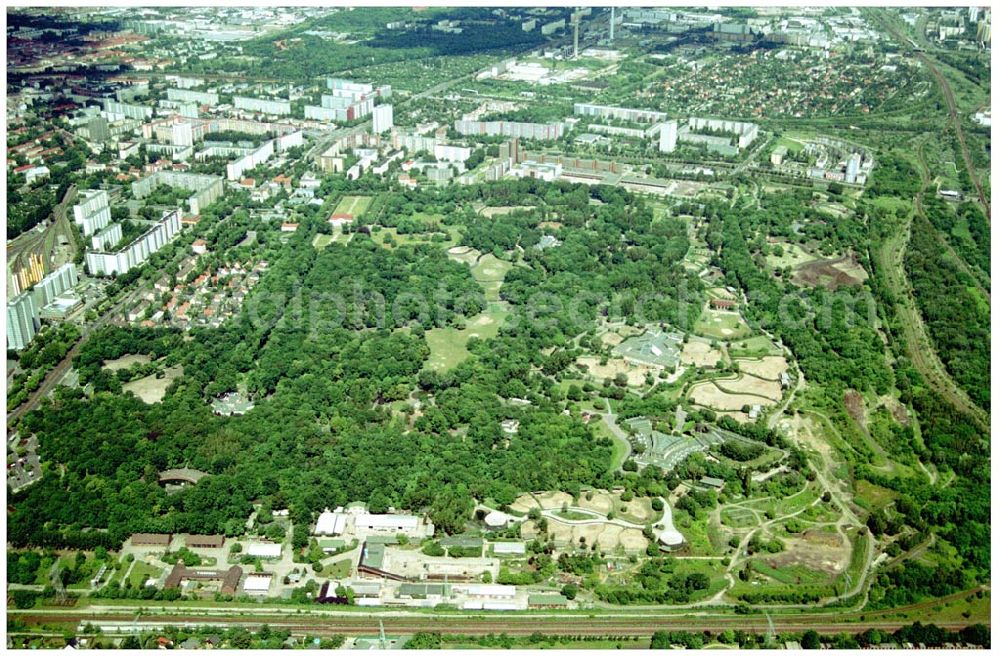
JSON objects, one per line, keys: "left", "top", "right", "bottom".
{"left": 246, "top": 543, "right": 282, "bottom": 558}
{"left": 185, "top": 534, "right": 225, "bottom": 549}
{"left": 315, "top": 508, "right": 349, "bottom": 536}
{"left": 491, "top": 541, "right": 526, "bottom": 556}
{"left": 356, "top": 513, "right": 432, "bottom": 538}
{"left": 242, "top": 573, "right": 273, "bottom": 594}
{"left": 164, "top": 563, "right": 242, "bottom": 595}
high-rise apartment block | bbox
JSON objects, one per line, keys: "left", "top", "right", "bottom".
{"left": 7, "top": 292, "right": 38, "bottom": 351}
{"left": 73, "top": 190, "right": 112, "bottom": 237}
{"left": 659, "top": 120, "right": 678, "bottom": 153}
{"left": 86, "top": 209, "right": 182, "bottom": 277}
{"left": 373, "top": 105, "right": 394, "bottom": 134}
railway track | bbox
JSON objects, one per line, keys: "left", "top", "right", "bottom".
{"left": 13, "top": 585, "right": 988, "bottom": 637}
{"left": 13, "top": 610, "right": 985, "bottom": 638}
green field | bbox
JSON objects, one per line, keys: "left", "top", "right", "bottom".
{"left": 728, "top": 335, "right": 783, "bottom": 358}
{"left": 333, "top": 195, "right": 373, "bottom": 217}
{"left": 375, "top": 224, "right": 459, "bottom": 249}
{"left": 424, "top": 308, "right": 508, "bottom": 371}
{"left": 127, "top": 562, "right": 163, "bottom": 588}
{"left": 693, "top": 308, "right": 752, "bottom": 340}
{"left": 470, "top": 253, "right": 513, "bottom": 301}
{"left": 765, "top": 241, "right": 818, "bottom": 269}
{"left": 320, "top": 559, "right": 352, "bottom": 579}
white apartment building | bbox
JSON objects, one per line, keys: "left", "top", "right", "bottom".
{"left": 7, "top": 292, "right": 38, "bottom": 351}
{"left": 72, "top": 189, "right": 112, "bottom": 237}
{"left": 373, "top": 104, "right": 394, "bottom": 134}
{"left": 86, "top": 209, "right": 182, "bottom": 277}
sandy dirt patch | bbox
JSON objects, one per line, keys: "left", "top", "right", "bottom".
{"left": 689, "top": 381, "right": 778, "bottom": 410}
{"left": 717, "top": 375, "right": 783, "bottom": 402}
{"left": 535, "top": 491, "right": 574, "bottom": 509}
{"left": 576, "top": 357, "right": 657, "bottom": 387}
{"left": 762, "top": 531, "right": 851, "bottom": 576}
{"left": 123, "top": 365, "right": 183, "bottom": 404}
{"left": 447, "top": 246, "right": 482, "bottom": 266}
{"left": 579, "top": 492, "right": 614, "bottom": 515}
{"left": 510, "top": 494, "right": 541, "bottom": 514}
{"left": 680, "top": 340, "right": 724, "bottom": 368}
{"left": 103, "top": 354, "right": 152, "bottom": 371}
{"left": 600, "top": 332, "right": 624, "bottom": 347}
{"left": 734, "top": 356, "right": 788, "bottom": 381}
{"left": 879, "top": 395, "right": 910, "bottom": 425}
{"left": 622, "top": 497, "right": 656, "bottom": 523}
{"left": 479, "top": 205, "right": 536, "bottom": 217}
{"left": 844, "top": 389, "right": 867, "bottom": 430}
{"left": 793, "top": 253, "right": 868, "bottom": 289}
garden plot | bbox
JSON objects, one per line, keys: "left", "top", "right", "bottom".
{"left": 679, "top": 339, "right": 724, "bottom": 368}
{"left": 576, "top": 357, "right": 658, "bottom": 387}
{"left": 332, "top": 195, "right": 372, "bottom": 217}
{"left": 734, "top": 356, "right": 788, "bottom": 381}
{"left": 123, "top": 365, "right": 183, "bottom": 404}
{"left": 721, "top": 507, "right": 759, "bottom": 529}
{"left": 707, "top": 287, "right": 737, "bottom": 300}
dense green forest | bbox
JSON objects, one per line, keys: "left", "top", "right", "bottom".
{"left": 9, "top": 181, "right": 694, "bottom": 547}
{"left": 904, "top": 212, "right": 990, "bottom": 409}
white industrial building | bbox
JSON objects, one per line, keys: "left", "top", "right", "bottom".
{"left": 225, "top": 131, "right": 302, "bottom": 180}
{"left": 171, "top": 122, "right": 195, "bottom": 147}
{"left": 845, "top": 152, "right": 862, "bottom": 184}
{"left": 686, "top": 117, "right": 759, "bottom": 150}
{"left": 246, "top": 543, "right": 282, "bottom": 559}
{"left": 491, "top": 542, "right": 526, "bottom": 555}
{"left": 242, "top": 574, "right": 273, "bottom": 594}
{"left": 314, "top": 508, "right": 348, "bottom": 536}
{"left": 132, "top": 171, "right": 224, "bottom": 215}
{"left": 356, "top": 513, "right": 434, "bottom": 538}
{"left": 434, "top": 143, "right": 471, "bottom": 163}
